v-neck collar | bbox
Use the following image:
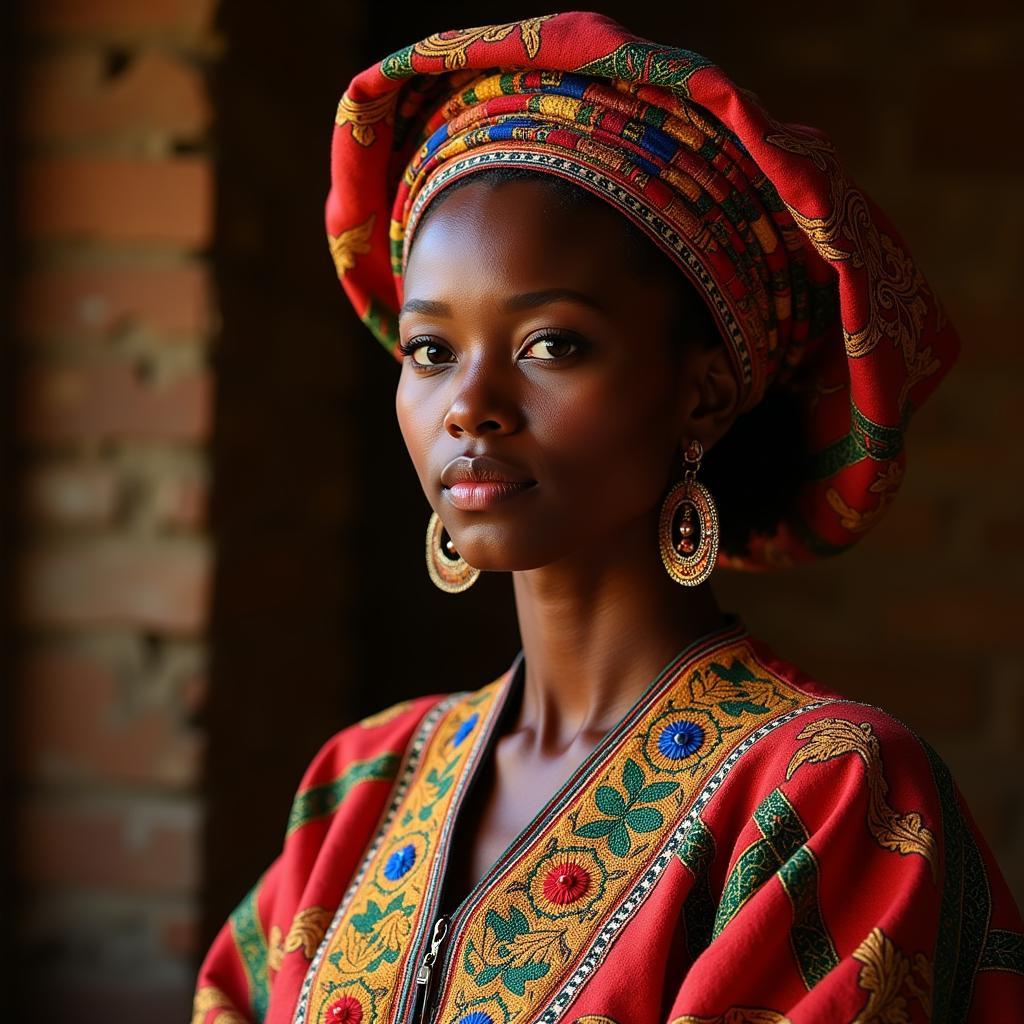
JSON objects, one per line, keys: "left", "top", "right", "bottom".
{"left": 437, "top": 611, "right": 751, "bottom": 929}
{"left": 295, "top": 610, "right": 829, "bottom": 1024}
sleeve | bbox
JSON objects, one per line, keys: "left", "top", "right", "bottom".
{"left": 666, "top": 705, "right": 1024, "bottom": 1023}
{"left": 190, "top": 696, "right": 436, "bottom": 1024}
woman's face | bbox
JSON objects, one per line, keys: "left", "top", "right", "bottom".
{"left": 395, "top": 178, "right": 737, "bottom": 572}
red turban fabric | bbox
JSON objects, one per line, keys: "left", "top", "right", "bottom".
{"left": 325, "top": 11, "right": 961, "bottom": 571}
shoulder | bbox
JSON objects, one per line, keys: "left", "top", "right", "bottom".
{"left": 286, "top": 659, "right": 512, "bottom": 827}
{"left": 739, "top": 631, "right": 943, "bottom": 773}
{"left": 293, "top": 691, "right": 453, "bottom": 794}
{"left": 692, "top": 635, "right": 1024, "bottom": 1018}
{"left": 719, "top": 634, "right": 951, "bottom": 856}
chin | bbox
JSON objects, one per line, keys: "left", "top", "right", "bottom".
{"left": 453, "top": 534, "right": 559, "bottom": 574}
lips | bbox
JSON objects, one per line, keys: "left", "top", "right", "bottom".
{"left": 440, "top": 454, "right": 535, "bottom": 488}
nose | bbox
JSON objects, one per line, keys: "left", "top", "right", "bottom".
{"left": 442, "top": 358, "right": 520, "bottom": 438}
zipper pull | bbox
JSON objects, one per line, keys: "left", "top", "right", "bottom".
{"left": 414, "top": 915, "right": 450, "bottom": 1024}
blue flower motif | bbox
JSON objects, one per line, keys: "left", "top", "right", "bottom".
{"left": 657, "top": 719, "right": 705, "bottom": 760}
{"left": 452, "top": 711, "right": 479, "bottom": 748}
{"left": 383, "top": 842, "right": 416, "bottom": 881}
{"left": 456, "top": 1014, "right": 494, "bottom": 1024}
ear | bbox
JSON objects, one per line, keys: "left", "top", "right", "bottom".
{"left": 676, "top": 343, "right": 742, "bottom": 452}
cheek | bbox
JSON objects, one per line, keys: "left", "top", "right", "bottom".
{"left": 529, "top": 367, "right": 679, "bottom": 503}
{"left": 395, "top": 377, "right": 437, "bottom": 478}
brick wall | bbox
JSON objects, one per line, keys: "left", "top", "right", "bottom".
{"left": 10, "top": 1, "right": 218, "bottom": 1019}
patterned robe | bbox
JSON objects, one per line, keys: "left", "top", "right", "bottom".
{"left": 192, "top": 617, "right": 1024, "bottom": 1023}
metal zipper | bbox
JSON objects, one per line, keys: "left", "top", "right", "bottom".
{"left": 413, "top": 915, "right": 450, "bottom": 1024}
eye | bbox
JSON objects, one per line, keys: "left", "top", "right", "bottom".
{"left": 397, "top": 331, "right": 583, "bottom": 368}
{"left": 522, "top": 333, "right": 581, "bottom": 360}
{"left": 398, "top": 337, "right": 455, "bottom": 366}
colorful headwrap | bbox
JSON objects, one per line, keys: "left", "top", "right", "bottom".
{"left": 325, "top": 11, "right": 961, "bottom": 571}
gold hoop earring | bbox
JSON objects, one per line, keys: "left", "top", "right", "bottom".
{"left": 658, "top": 439, "right": 720, "bottom": 587}
{"left": 426, "top": 510, "right": 480, "bottom": 593}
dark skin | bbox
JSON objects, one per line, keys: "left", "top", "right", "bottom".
{"left": 395, "top": 179, "right": 744, "bottom": 914}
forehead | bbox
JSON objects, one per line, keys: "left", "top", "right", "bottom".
{"left": 402, "top": 178, "right": 651, "bottom": 297}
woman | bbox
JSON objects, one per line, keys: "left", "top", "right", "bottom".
{"left": 192, "top": 11, "right": 1024, "bottom": 1024}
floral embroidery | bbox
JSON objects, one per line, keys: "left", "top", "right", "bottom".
{"left": 439, "top": 647, "right": 814, "bottom": 1019}
{"left": 826, "top": 462, "right": 903, "bottom": 534}
{"left": 640, "top": 658, "right": 799, "bottom": 777}
{"left": 333, "top": 91, "right": 397, "bottom": 147}
{"left": 658, "top": 719, "right": 706, "bottom": 759}
{"left": 375, "top": 831, "right": 431, "bottom": 895}
{"left": 542, "top": 861, "right": 591, "bottom": 905}
{"left": 852, "top": 927, "right": 933, "bottom": 1022}
{"left": 786, "top": 718, "right": 937, "bottom": 880}
{"left": 522, "top": 843, "right": 611, "bottom": 922}
{"left": 191, "top": 986, "right": 247, "bottom": 1024}
{"left": 328, "top": 213, "right": 375, "bottom": 278}
{"left": 573, "top": 758, "right": 680, "bottom": 857}
{"left": 453, "top": 711, "right": 480, "bottom": 747}
{"left": 671, "top": 1010, "right": 790, "bottom": 1023}
{"left": 300, "top": 683, "right": 505, "bottom": 1024}
{"left": 397, "top": 17, "right": 555, "bottom": 75}
{"left": 268, "top": 905, "right": 332, "bottom": 972}
{"left": 405, "top": 754, "right": 460, "bottom": 825}
{"left": 325, "top": 995, "right": 364, "bottom": 1023}
{"left": 763, "top": 125, "right": 939, "bottom": 411}
{"left": 383, "top": 842, "right": 417, "bottom": 881}
{"left": 301, "top": 637, "right": 821, "bottom": 1024}
{"left": 328, "top": 893, "right": 415, "bottom": 975}
{"left": 463, "top": 905, "right": 569, "bottom": 995}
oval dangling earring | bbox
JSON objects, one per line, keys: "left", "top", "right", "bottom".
{"left": 658, "top": 439, "right": 720, "bottom": 586}
{"left": 426, "top": 510, "right": 480, "bottom": 593}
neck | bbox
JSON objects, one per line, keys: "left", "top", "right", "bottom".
{"left": 508, "top": 509, "right": 730, "bottom": 758}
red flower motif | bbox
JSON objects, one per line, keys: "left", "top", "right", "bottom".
{"left": 542, "top": 861, "right": 591, "bottom": 905}
{"left": 326, "top": 996, "right": 363, "bottom": 1023}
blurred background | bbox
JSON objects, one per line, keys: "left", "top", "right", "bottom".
{"left": 1, "top": 1, "right": 1021, "bottom": 1020}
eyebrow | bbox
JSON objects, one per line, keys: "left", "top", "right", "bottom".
{"left": 398, "top": 288, "right": 605, "bottom": 320}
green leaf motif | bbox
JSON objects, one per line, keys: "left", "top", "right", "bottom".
{"left": 708, "top": 659, "right": 758, "bottom": 684}
{"left": 719, "top": 699, "right": 770, "bottom": 717}
{"left": 485, "top": 906, "right": 529, "bottom": 944}
{"left": 608, "top": 823, "right": 632, "bottom": 857}
{"left": 467, "top": 908, "right": 556, "bottom": 998}
{"left": 574, "top": 819, "right": 618, "bottom": 838}
{"left": 623, "top": 758, "right": 644, "bottom": 799}
{"left": 595, "top": 785, "right": 627, "bottom": 816}
{"left": 572, "top": 757, "right": 681, "bottom": 857}
{"left": 351, "top": 893, "right": 408, "bottom": 934}
{"left": 477, "top": 965, "right": 501, "bottom": 985}
{"left": 351, "top": 899, "right": 383, "bottom": 934}
{"left": 637, "top": 781, "right": 679, "bottom": 802}
{"left": 426, "top": 766, "right": 454, "bottom": 797}
{"left": 418, "top": 759, "right": 458, "bottom": 820}
{"left": 504, "top": 960, "right": 549, "bottom": 996}
{"left": 626, "top": 806, "right": 664, "bottom": 833}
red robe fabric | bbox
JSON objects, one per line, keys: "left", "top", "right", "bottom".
{"left": 192, "top": 617, "right": 1024, "bottom": 1023}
